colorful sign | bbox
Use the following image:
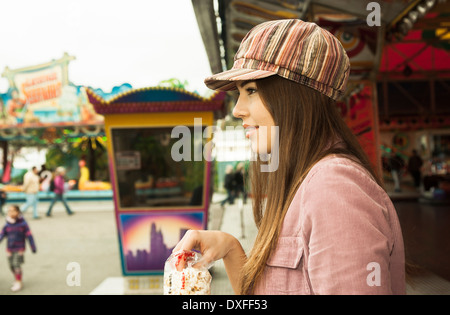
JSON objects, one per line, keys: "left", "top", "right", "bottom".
{"left": 14, "top": 65, "right": 62, "bottom": 106}
{"left": 0, "top": 53, "right": 109, "bottom": 129}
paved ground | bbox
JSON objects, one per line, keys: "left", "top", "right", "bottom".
{"left": 0, "top": 187, "right": 449, "bottom": 295}
{"left": 0, "top": 194, "right": 252, "bottom": 295}
{"left": 0, "top": 200, "right": 122, "bottom": 295}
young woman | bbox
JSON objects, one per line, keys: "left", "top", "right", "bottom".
{"left": 174, "top": 19, "right": 405, "bottom": 295}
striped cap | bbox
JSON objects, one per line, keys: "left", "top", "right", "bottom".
{"left": 204, "top": 19, "right": 350, "bottom": 100}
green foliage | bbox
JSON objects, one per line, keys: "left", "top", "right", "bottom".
{"left": 10, "top": 169, "right": 27, "bottom": 185}
{"left": 45, "top": 137, "right": 109, "bottom": 181}
{"left": 158, "top": 78, "right": 189, "bottom": 90}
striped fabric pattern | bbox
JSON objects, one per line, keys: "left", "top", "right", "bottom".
{"left": 204, "top": 19, "right": 350, "bottom": 100}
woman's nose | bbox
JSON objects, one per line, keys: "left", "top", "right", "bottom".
{"left": 232, "top": 97, "right": 247, "bottom": 119}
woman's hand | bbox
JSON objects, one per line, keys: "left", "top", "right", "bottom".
{"left": 173, "top": 230, "right": 247, "bottom": 294}
{"left": 173, "top": 230, "right": 238, "bottom": 266}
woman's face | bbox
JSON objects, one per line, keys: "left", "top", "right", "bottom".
{"left": 233, "top": 80, "right": 276, "bottom": 154}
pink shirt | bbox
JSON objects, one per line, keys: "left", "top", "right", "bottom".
{"left": 253, "top": 156, "right": 406, "bottom": 295}
{"left": 53, "top": 175, "right": 65, "bottom": 195}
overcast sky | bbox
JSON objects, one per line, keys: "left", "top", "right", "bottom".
{"left": 0, "top": 0, "right": 213, "bottom": 96}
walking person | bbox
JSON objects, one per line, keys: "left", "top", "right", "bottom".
{"left": 46, "top": 167, "right": 74, "bottom": 217}
{"left": 0, "top": 204, "right": 37, "bottom": 292}
{"left": 220, "top": 164, "right": 236, "bottom": 208}
{"left": 233, "top": 162, "right": 247, "bottom": 205}
{"left": 234, "top": 162, "right": 248, "bottom": 239}
{"left": 20, "top": 166, "right": 41, "bottom": 219}
{"left": 0, "top": 186, "right": 7, "bottom": 216}
{"left": 174, "top": 19, "right": 405, "bottom": 295}
{"left": 407, "top": 149, "right": 423, "bottom": 190}
{"left": 388, "top": 150, "right": 405, "bottom": 192}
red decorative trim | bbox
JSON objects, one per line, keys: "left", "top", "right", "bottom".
{"left": 92, "top": 101, "right": 224, "bottom": 115}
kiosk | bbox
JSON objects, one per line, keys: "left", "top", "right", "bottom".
{"left": 86, "top": 86, "right": 225, "bottom": 293}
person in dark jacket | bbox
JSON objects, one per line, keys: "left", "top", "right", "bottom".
{"left": 0, "top": 204, "right": 37, "bottom": 292}
{"left": 221, "top": 165, "right": 236, "bottom": 207}
{"left": 234, "top": 162, "right": 247, "bottom": 204}
{"left": 0, "top": 186, "right": 7, "bottom": 216}
{"left": 407, "top": 149, "right": 423, "bottom": 188}
{"left": 388, "top": 151, "right": 405, "bottom": 192}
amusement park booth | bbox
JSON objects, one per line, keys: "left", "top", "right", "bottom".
{"left": 86, "top": 86, "right": 225, "bottom": 293}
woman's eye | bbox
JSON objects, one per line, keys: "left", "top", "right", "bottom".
{"left": 246, "top": 88, "right": 257, "bottom": 95}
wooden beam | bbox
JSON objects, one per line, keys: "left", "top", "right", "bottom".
{"left": 370, "top": 81, "right": 383, "bottom": 180}
{"left": 191, "top": 0, "right": 224, "bottom": 74}
{"left": 370, "top": 25, "right": 386, "bottom": 81}
{"left": 378, "top": 70, "right": 450, "bottom": 81}
{"left": 430, "top": 79, "right": 436, "bottom": 114}
{"left": 413, "top": 17, "right": 450, "bottom": 29}
{"left": 383, "top": 79, "right": 389, "bottom": 117}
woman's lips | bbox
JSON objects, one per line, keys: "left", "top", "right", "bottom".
{"left": 243, "top": 124, "right": 259, "bottom": 139}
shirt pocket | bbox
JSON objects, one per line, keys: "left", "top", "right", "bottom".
{"left": 264, "top": 236, "right": 307, "bottom": 294}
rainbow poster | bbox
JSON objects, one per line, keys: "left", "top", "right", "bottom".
{"left": 117, "top": 211, "right": 205, "bottom": 275}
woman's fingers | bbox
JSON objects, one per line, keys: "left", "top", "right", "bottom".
{"left": 172, "top": 250, "right": 195, "bottom": 271}
{"left": 172, "top": 229, "right": 201, "bottom": 253}
{"left": 172, "top": 230, "right": 238, "bottom": 269}
{"left": 171, "top": 230, "right": 212, "bottom": 270}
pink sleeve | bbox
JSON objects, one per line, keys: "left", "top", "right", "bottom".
{"left": 301, "top": 161, "right": 403, "bottom": 294}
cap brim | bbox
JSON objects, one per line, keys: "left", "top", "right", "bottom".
{"left": 204, "top": 68, "right": 276, "bottom": 91}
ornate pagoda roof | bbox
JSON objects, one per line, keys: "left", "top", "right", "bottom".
{"left": 86, "top": 86, "right": 226, "bottom": 115}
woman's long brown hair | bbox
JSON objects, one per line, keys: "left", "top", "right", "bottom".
{"left": 238, "top": 76, "right": 381, "bottom": 294}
